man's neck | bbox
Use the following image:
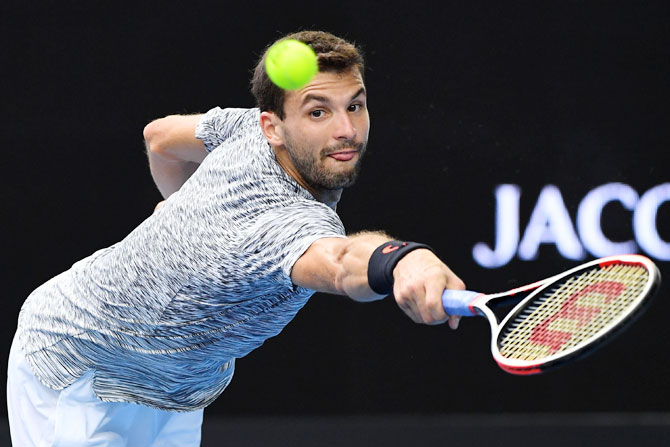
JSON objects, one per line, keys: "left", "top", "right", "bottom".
{"left": 272, "top": 145, "right": 342, "bottom": 210}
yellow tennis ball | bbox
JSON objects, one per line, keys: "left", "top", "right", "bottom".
{"left": 265, "top": 39, "right": 318, "bottom": 90}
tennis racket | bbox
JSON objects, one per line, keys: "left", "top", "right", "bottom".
{"left": 442, "top": 254, "right": 661, "bottom": 375}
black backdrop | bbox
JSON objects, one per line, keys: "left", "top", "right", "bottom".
{"left": 2, "top": 0, "right": 669, "bottom": 418}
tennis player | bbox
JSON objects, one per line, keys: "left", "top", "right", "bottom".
{"left": 8, "top": 31, "right": 465, "bottom": 446}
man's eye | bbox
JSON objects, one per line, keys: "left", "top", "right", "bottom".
{"left": 349, "top": 104, "right": 362, "bottom": 112}
{"left": 310, "top": 110, "right": 325, "bottom": 118}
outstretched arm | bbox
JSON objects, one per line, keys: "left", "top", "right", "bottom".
{"left": 291, "top": 232, "right": 465, "bottom": 328}
{"left": 143, "top": 114, "right": 207, "bottom": 198}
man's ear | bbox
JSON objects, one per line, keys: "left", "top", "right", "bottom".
{"left": 260, "top": 111, "right": 284, "bottom": 147}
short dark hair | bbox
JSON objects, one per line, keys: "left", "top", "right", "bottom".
{"left": 251, "top": 31, "right": 365, "bottom": 119}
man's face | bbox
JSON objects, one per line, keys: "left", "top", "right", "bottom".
{"left": 279, "top": 69, "right": 369, "bottom": 191}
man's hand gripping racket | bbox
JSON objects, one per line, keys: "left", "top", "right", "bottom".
{"left": 442, "top": 254, "right": 661, "bottom": 375}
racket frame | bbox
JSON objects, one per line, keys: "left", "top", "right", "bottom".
{"left": 470, "top": 254, "right": 661, "bottom": 375}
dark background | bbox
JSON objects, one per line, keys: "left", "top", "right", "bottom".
{"left": 2, "top": 0, "right": 669, "bottom": 441}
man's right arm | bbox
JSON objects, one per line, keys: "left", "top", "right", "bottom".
{"left": 143, "top": 114, "right": 207, "bottom": 198}
{"left": 291, "top": 232, "right": 466, "bottom": 328}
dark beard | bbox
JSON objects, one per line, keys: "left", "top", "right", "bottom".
{"left": 286, "top": 140, "right": 367, "bottom": 190}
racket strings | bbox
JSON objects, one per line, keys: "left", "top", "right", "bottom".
{"left": 497, "top": 264, "right": 649, "bottom": 362}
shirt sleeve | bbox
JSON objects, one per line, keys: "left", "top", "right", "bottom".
{"left": 238, "top": 200, "right": 347, "bottom": 280}
{"left": 195, "top": 107, "right": 256, "bottom": 153}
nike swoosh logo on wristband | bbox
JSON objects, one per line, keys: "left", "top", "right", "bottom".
{"left": 382, "top": 243, "right": 407, "bottom": 254}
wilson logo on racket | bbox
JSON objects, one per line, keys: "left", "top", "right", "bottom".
{"left": 528, "top": 281, "right": 626, "bottom": 354}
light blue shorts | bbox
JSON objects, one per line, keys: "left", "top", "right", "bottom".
{"left": 7, "top": 336, "right": 204, "bottom": 446}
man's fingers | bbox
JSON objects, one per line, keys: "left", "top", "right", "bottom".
{"left": 443, "top": 267, "right": 466, "bottom": 292}
{"left": 394, "top": 292, "right": 421, "bottom": 323}
{"left": 423, "top": 282, "right": 449, "bottom": 325}
{"left": 448, "top": 315, "right": 461, "bottom": 330}
{"left": 392, "top": 256, "right": 466, "bottom": 326}
{"left": 396, "top": 282, "right": 450, "bottom": 325}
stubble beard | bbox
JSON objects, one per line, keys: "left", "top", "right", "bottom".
{"left": 284, "top": 136, "right": 367, "bottom": 191}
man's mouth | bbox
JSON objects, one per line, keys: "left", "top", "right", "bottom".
{"left": 327, "top": 150, "right": 358, "bottom": 161}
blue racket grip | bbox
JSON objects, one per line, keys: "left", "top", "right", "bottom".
{"left": 441, "top": 290, "right": 481, "bottom": 316}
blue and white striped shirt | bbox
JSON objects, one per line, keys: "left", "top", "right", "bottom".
{"left": 17, "top": 107, "right": 345, "bottom": 411}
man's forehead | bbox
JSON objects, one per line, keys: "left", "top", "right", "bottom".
{"left": 287, "top": 71, "right": 366, "bottom": 105}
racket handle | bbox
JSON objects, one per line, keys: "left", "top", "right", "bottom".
{"left": 441, "top": 290, "right": 481, "bottom": 316}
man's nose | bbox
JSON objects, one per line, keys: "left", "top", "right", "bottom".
{"left": 333, "top": 112, "right": 356, "bottom": 141}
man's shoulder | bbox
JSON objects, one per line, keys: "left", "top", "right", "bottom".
{"left": 257, "top": 198, "right": 344, "bottom": 229}
{"left": 203, "top": 107, "right": 260, "bottom": 126}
